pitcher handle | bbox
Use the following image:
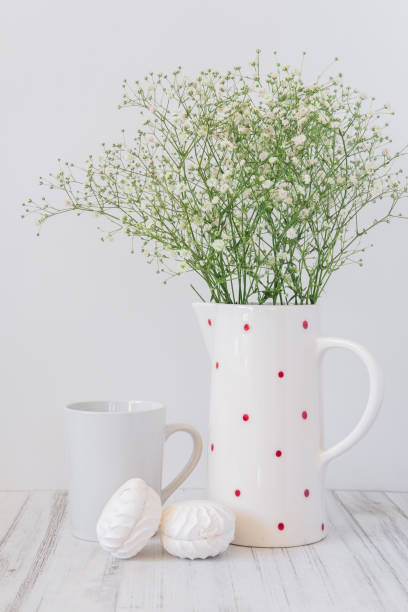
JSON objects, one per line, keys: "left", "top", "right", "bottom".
{"left": 161, "top": 424, "right": 203, "bottom": 502}
{"left": 317, "top": 337, "right": 383, "bottom": 466}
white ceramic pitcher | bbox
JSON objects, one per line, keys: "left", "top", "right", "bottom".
{"left": 194, "top": 303, "right": 383, "bottom": 547}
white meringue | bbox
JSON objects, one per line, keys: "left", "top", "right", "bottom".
{"left": 160, "top": 500, "right": 235, "bottom": 559}
{"left": 96, "top": 478, "right": 161, "bottom": 559}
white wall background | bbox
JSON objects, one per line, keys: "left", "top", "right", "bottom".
{"left": 1, "top": 0, "right": 408, "bottom": 492}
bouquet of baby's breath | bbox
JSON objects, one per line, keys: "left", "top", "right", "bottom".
{"left": 24, "top": 52, "right": 407, "bottom": 304}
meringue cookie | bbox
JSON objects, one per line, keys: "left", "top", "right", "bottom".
{"left": 96, "top": 478, "right": 161, "bottom": 559}
{"left": 160, "top": 500, "right": 235, "bottom": 559}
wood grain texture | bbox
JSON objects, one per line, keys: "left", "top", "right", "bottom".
{"left": 0, "top": 489, "right": 407, "bottom": 612}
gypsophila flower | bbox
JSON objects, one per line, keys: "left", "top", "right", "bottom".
{"left": 25, "top": 52, "right": 408, "bottom": 305}
{"left": 292, "top": 134, "right": 306, "bottom": 147}
{"left": 212, "top": 239, "right": 225, "bottom": 252}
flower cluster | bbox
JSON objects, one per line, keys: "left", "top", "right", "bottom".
{"left": 23, "top": 52, "right": 408, "bottom": 303}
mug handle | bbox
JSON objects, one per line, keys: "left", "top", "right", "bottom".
{"left": 317, "top": 337, "right": 384, "bottom": 466}
{"left": 161, "top": 424, "right": 203, "bottom": 502}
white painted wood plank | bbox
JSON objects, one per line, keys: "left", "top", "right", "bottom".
{"left": 0, "top": 490, "right": 407, "bottom": 612}
{"left": 14, "top": 506, "right": 120, "bottom": 612}
{"left": 336, "top": 491, "right": 408, "bottom": 600}
{"left": 329, "top": 491, "right": 408, "bottom": 612}
{"left": 0, "top": 492, "right": 29, "bottom": 545}
{"left": 386, "top": 491, "right": 408, "bottom": 517}
{"left": 0, "top": 491, "right": 67, "bottom": 612}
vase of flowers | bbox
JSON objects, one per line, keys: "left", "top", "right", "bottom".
{"left": 25, "top": 52, "right": 406, "bottom": 546}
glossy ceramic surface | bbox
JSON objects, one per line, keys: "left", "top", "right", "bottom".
{"left": 64, "top": 401, "right": 202, "bottom": 541}
{"left": 194, "top": 304, "right": 383, "bottom": 547}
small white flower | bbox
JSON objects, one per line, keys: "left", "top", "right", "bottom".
{"left": 286, "top": 227, "right": 297, "bottom": 239}
{"left": 336, "top": 176, "right": 345, "bottom": 185}
{"left": 327, "top": 177, "right": 335, "bottom": 185}
{"left": 263, "top": 180, "right": 273, "bottom": 189}
{"left": 259, "top": 151, "right": 269, "bottom": 162}
{"left": 299, "top": 208, "right": 309, "bottom": 219}
{"left": 146, "top": 134, "right": 155, "bottom": 143}
{"left": 145, "top": 219, "right": 154, "bottom": 229}
{"left": 212, "top": 239, "right": 225, "bottom": 252}
{"left": 149, "top": 105, "right": 158, "bottom": 114}
{"left": 382, "top": 148, "right": 390, "bottom": 156}
{"left": 371, "top": 181, "right": 382, "bottom": 195}
{"left": 303, "top": 174, "right": 311, "bottom": 185}
{"left": 268, "top": 157, "right": 277, "bottom": 165}
{"left": 243, "top": 188, "right": 252, "bottom": 198}
{"left": 365, "top": 161, "right": 377, "bottom": 174}
{"left": 220, "top": 183, "right": 229, "bottom": 193}
{"left": 292, "top": 134, "right": 306, "bottom": 147}
{"left": 211, "top": 196, "right": 220, "bottom": 204}
{"left": 65, "top": 199, "right": 72, "bottom": 207}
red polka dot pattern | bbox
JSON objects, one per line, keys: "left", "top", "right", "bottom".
{"left": 207, "top": 315, "right": 322, "bottom": 533}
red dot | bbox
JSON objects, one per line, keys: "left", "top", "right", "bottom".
{"left": 243, "top": 414, "right": 249, "bottom": 422}
{"left": 304, "top": 489, "right": 310, "bottom": 498}
{"left": 277, "top": 522, "right": 285, "bottom": 531}
{"left": 235, "top": 489, "right": 241, "bottom": 497}
{"left": 216, "top": 362, "right": 219, "bottom": 369}
{"left": 243, "top": 323, "right": 250, "bottom": 331}
{"left": 278, "top": 371, "right": 284, "bottom": 378}
{"left": 302, "top": 320, "right": 309, "bottom": 330}
{"left": 208, "top": 318, "right": 212, "bottom": 326}
{"left": 321, "top": 523, "right": 325, "bottom": 531}
{"left": 210, "top": 443, "right": 214, "bottom": 452}
{"left": 275, "top": 450, "right": 282, "bottom": 457}
{"left": 302, "top": 411, "right": 308, "bottom": 420}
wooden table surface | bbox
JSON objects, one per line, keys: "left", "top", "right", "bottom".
{"left": 0, "top": 488, "right": 407, "bottom": 612}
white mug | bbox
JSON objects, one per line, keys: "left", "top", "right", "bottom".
{"left": 64, "top": 400, "right": 202, "bottom": 541}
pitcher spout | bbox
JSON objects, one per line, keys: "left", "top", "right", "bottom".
{"left": 193, "top": 302, "right": 217, "bottom": 359}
